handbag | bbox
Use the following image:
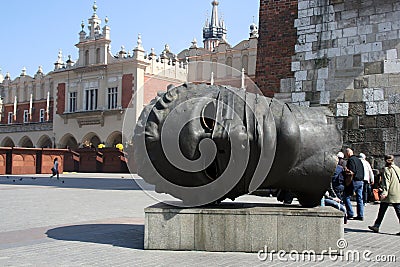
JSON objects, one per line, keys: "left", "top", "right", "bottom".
{"left": 372, "top": 188, "right": 382, "bottom": 201}
{"left": 344, "top": 168, "right": 353, "bottom": 186}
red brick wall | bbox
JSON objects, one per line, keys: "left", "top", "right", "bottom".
{"left": 16, "top": 103, "right": 29, "bottom": 123}
{"left": 122, "top": 74, "right": 134, "bottom": 108}
{"left": 1, "top": 100, "right": 53, "bottom": 124}
{"left": 56, "top": 83, "right": 65, "bottom": 115}
{"left": 143, "top": 75, "right": 182, "bottom": 105}
{"left": 32, "top": 101, "right": 52, "bottom": 122}
{"left": 1, "top": 105, "right": 12, "bottom": 124}
{"left": 256, "top": 0, "right": 298, "bottom": 97}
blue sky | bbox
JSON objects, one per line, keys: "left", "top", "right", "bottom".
{"left": 0, "top": 0, "right": 259, "bottom": 79}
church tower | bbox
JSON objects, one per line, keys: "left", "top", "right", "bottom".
{"left": 203, "top": 0, "right": 227, "bottom": 51}
{"left": 75, "top": 1, "right": 111, "bottom": 67}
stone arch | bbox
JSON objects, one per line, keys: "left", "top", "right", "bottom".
{"left": 19, "top": 136, "right": 34, "bottom": 148}
{"left": 1, "top": 137, "right": 15, "bottom": 147}
{"left": 37, "top": 135, "right": 53, "bottom": 148}
{"left": 82, "top": 132, "right": 101, "bottom": 148}
{"left": 106, "top": 131, "right": 122, "bottom": 147}
{"left": 59, "top": 133, "right": 78, "bottom": 149}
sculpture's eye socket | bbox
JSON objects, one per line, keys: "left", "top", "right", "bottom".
{"left": 200, "top": 101, "right": 216, "bottom": 132}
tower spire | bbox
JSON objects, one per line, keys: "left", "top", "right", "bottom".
{"left": 203, "top": 1, "right": 227, "bottom": 51}
{"left": 210, "top": 0, "right": 219, "bottom": 28}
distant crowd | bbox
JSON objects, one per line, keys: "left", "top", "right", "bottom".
{"left": 323, "top": 148, "right": 400, "bottom": 235}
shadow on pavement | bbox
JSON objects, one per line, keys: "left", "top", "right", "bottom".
{"left": 46, "top": 224, "right": 144, "bottom": 249}
{"left": 344, "top": 228, "right": 372, "bottom": 233}
{"left": 0, "top": 176, "right": 155, "bottom": 191}
{"left": 345, "top": 227, "right": 398, "bottom": 237}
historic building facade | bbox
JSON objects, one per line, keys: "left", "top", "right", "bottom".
{"left": 0, "top": 1, "right": 258, "bottom": 150}
{"left": 178, "top": 0, "right": 258, "bottom": 88}
{"left": 0, "top": 66, "right": 54, "bottom": 148}
{"left": 0, "top": 3, "right": 187, "bottom": 149}
{"left": 256, "top": 0, "right": 400, "bottom": 165}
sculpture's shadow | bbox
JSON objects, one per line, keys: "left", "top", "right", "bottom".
{"left": 46, "top": 224, "right": 144, "bottom": 249}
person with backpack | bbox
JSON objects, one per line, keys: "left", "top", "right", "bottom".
{"left": 368, "top": 155, "right": 400, "bottom": 235}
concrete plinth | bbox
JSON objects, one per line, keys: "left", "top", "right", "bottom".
{"left": 144, "top": 202, "right": 344, "bottom": 253}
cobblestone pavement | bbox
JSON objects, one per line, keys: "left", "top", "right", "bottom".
{"left": 0, "top": 173, "right": 399, "bottom": 266}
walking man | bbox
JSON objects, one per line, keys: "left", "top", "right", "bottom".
{"left": 368, "top": 155, "right": 400, "bottom": 235}
{"left": 344, "top": 148, "right": 365, "bottom": 220}
{"left": 50, "top": 157, "right": 59, "bottom": 180}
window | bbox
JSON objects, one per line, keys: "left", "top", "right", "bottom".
{"left": 8, "top": 112, "right": 13, "bottom": 124}
{"left": 85, "top": 88, "right": 98, "bottom": 111}
{"left": 69, "top": 92, "right": 77, "bottom": 112}
{"left": 39, "top": 109, "right": 45, "bottom": 122}
{"left": 23, "top": 110, "right": 29, "bottom": 123}
{"left": 96, "top": 48, "right": 101, "bottom": 63}
{"left": 107, "top": 87, "right": 118, "bottom": 109}
{"left": 85, "top": 50, "right": 89, "bottom": 65}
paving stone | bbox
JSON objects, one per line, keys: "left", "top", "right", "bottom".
{"left": 1, "top": 166, "right": 400, "bottom": 266}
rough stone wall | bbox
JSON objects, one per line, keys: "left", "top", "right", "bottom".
{"left": 266, "top": 0, "right": 400, "bottom": 165}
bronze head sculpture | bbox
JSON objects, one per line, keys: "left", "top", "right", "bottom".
{"left": 133, "top": 83, "right": 342, "bottom": 207}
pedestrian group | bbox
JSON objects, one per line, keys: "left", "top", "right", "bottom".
{"left": 327, "top": 149, "right": 400, "bottom": 235}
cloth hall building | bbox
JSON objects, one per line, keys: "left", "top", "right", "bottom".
{"left": 0, "top": 1, "right": 258, "bottom": 150}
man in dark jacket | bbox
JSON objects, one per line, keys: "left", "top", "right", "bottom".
{"left": 344, "top": 148, "right": 365, "bottom": 220}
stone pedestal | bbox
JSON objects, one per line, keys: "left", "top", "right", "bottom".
{"left": 144, "top": 202, "right": 344, "bottom": 253}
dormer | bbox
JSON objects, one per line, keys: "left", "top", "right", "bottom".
{"left": 75, "top": 1, "right": 111, "bottom": 67}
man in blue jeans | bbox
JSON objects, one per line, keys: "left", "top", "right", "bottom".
{"left": 344, "top": 148, "right": 365, "bottom": 220}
